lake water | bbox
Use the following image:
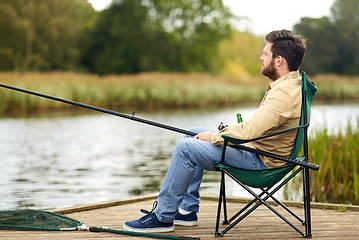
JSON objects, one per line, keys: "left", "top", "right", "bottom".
{"left": 1, "top": 103, "right": 359, "bottom": 210}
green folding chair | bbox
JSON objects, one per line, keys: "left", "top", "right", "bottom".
{"left": 214, "top": 71, "right": 319, "bottom": 238}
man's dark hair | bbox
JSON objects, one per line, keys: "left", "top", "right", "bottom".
{"left": 265, "top": 30, "right": 306, "bottom": 71}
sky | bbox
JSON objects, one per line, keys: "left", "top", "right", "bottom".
{"left": 88, "top": 0, "right": 336, "bottom": 35}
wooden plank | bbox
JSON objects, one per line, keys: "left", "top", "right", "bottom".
{"left": 52, "top": 194, "right": 158, "bottom": 214}
{"left": 1, "top": 196, "right": 359, "bottom": 239}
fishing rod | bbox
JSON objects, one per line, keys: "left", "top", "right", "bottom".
{"left": 88, "top": 226, "right": 199, "bottom": 240}
{"left": 0, "top": 83, "right": 197, "bottom": 137}
{"left": 0, "top": 83, "right": 319, "bottom": 170}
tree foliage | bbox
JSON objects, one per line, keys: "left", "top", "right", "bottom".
{"left": 0, "top": 0, "right": 95, "bottom": 71}
{"left": 2, "top": 0, "right": 359, "bottom": 76}
{"left": 0, "top": 3, "right": 29, "bottom": 70}
{"left": 294, "top": 0, "right": 359, "bottom": 75}
{"left": 82, "top": 0, "right": 232, "bottom": 75}
{"left": 218, "top": 31, "right": 263, "bottom": 76}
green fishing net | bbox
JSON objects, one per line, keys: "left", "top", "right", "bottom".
{"left": 0, "top": 209, "right": 202, "bottom": 239}
{"left": 0, "top": 209, "right": 84, "bottom": 231}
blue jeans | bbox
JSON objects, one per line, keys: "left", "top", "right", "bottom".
{"left": 154, "top": 127, "right": 268, "bottom": 223}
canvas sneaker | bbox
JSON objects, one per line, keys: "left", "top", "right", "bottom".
{"left": 123, "top": 202, "right": 174, "bottom": 233}
{"left": 174, "top": 211, "right": 198, "bottom": 226}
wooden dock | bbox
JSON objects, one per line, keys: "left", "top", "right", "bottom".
{"left": 1, "top": 194, "right": 359, "bottom": 239}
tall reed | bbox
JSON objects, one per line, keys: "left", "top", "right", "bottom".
{"left": 0, "top": 72, "right": 265, "bottom": 115}
{"left": 313, "top": 74, "right": 359, "bottom": 101}
{"left": 2, "top": 72, "right": 359, "bottom": 115}
{"left": 309, "top": 119, "right": 359, "bottom": 204}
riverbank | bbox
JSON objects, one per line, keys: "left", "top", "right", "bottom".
{"left": 1, "top": 72, "right": 359, "bottom": 115}
{"left": 0, "top": 72, "right": 265, "bottom": 115}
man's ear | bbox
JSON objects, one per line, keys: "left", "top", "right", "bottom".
{"left": 276, "top": 55, "right": 287, "bottom": 67}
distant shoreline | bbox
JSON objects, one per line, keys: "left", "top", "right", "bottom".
{"left": 0, "top": 72, "right": 358, "bottom": 115}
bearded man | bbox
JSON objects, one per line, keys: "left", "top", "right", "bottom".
{"left": 124, "top": 29, "right": 307, "bottom": 233}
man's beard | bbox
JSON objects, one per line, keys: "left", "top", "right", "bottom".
{"left": 262, "top": 59, "right": 279, "bottom": 80}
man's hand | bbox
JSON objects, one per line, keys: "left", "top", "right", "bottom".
{"left": 194, "top": 131, "right": 213, "bottom": 142}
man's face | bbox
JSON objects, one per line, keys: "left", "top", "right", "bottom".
{"left": 260, "top": 43, "right": 279, "bottom": 80}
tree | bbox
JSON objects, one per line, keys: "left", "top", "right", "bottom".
{"left": 330, "top": 0, "right": 359, "bottom": 75}
{"left": 294, "top": 0, "right": 359, "bottom": 75}
{"left": 82, "top": 0, "right": 232, "bottom": 75}
{"left": 0, "top": 3, "right": 30, "bottom": 71}
{"left": 0, "top": 0, "right": 95, "bottom": 71}
{"left": 294, "top": 17, "right": 339, "bottom": 75}
{"left": 83, "top": 0, "right": 150, "bottom": 74}
{"left": 218, "top": 31, "right": 263, "bottom": 76}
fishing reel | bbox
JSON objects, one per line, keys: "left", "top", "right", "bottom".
{"left": 218, "top": 122, "right": 228, "bottom": 131}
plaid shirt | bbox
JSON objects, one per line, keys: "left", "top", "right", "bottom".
{"left": 211, "top": 71, "right": 302, "bottom": 168}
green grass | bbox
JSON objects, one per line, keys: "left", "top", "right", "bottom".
{"left": 286, "top": 119, "right": 359, "bottom": 205}
{"left": 312, "top": 74, "right": 359, "bottom": 101}
{"left": 0, "top": 72, "right": 266, "bottom": 114}
{"left": 1, "top": 72, "right": 359, "bottom": 115}
{"left": 309, "top": 119, "right": 359, "bottom": 205}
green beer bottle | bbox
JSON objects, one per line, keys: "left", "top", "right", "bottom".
{"left": 237, "top": 113, "right": 242, "bottom": 123}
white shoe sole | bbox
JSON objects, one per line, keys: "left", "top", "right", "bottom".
{"left": 123, "top": 223, "right": 175, "bottom": 233}
{"left": 174, "top": 220, "right": 198, "bottom": 226}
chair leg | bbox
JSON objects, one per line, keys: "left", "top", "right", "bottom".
{"left": 218, "top": 172, "right": 271, "bottom": 236}
{"left": 269, "top": 194, "right": 305, "bottom": 224}
{"left": 261, "top": 198, "right": 306, "bottom": 237}
{"left": 259, "top": 168, "right": 307, "bottom": 237}
{"left": 221, "top": 171, "right": 229, "bottom": 225}
{"left": 215, "top": 170, "right": 226, "bottom": 237}
{"left": 215, "top": 140, "right": 230, "bottom": 237}
{"left": 227, "top": 191, "right": 266, "bottom": 223}
{"left": 303, "top": 167, "right": 312, "bottom": 238}
{"left": 220, "top": 168, "right": 308, "bottom": 237}
{"left": 262, "top": 181, "right": 305, "bottom": 225}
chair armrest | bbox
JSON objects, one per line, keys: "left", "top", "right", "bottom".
{"left": 222, "top": 123, "right": 309, "bottom": 145}
{"left": 227, "top": 143, "right": 319, "bottom": 171}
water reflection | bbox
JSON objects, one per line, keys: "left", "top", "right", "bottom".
{"left": 0, "top": 103, "right": 358, "bottom": 210}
